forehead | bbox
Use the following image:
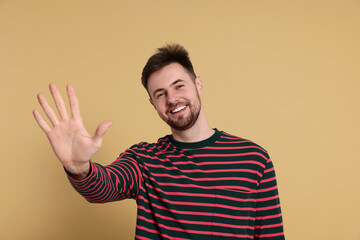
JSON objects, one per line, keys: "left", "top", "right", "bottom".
{"left": 147, "top": 63, "right": 193, "bottom": 93}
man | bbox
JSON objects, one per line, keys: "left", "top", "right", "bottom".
{"left": 33, "top": 44, "right": 285, "bottom": 239}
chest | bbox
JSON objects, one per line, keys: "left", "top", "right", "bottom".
{"left": 139, "top": 148, "right": 266, "bottom": 193}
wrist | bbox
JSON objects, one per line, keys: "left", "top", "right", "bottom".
{"left": 64, "top": 161, "right": 91, "bottom": 180}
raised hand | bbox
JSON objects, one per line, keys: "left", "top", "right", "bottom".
{"left": 33, "top": 83, "right": 112, "bottom": 178}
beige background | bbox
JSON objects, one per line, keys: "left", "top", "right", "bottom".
{"left": 1, "top": 0, "right": 359, "bottom": 239}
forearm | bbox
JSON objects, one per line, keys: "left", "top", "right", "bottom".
{"left": 66, "top": 158, "right": 140, "bottom": 203}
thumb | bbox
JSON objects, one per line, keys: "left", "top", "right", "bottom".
{"left": 93, "top": 120, "right": 112, "bottom": 142}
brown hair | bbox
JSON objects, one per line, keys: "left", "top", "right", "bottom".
{"left": 141, "top": 43, "right": 196, "bottom": 90}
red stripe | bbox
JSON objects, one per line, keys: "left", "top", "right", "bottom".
{"left": 255, "top": 213, "right": 282, "bottom": 220}
{"left": 171, "top": 152, "right": 268, "bottom": 160}
{"left": 172, "top": 160, "right": 265, "bottom": 168}
{"left": 256, "top": 195, "right": 279, "bottom": 202}
{"left": 134, "top": 235, "right": 153, "bottom": 240}
{"left": 220, "top": 136, "right": 244, "bottom": 140}
{"left": 144, "top": 163, "right": 262, "bottom": 177}
{"left": 216, "top": 140, "right": 253, "bottom": 144}
{"left": 143, "top": 174, "right": 255, "bottom": 192}
{"left": 222, "top": 132, "right": 241, "bottom": 137}
{"left": 151, "top": 172, "right": 259, "bottom": 184}
{"left": 254, "top": 232, "right": 284, "bottom": 238}
{"left": 144, "top": 182, "right": 256, "bottom": 202}
{"left": 138, "top": 206, "right": 255, "bottom": 230}
{"left": 181, "top": 145, "right": 265, "bottom": 151}
{"left": 255, "top": 222, "right": 283, "bottom": 229}
{"left": 137, "top": 215, "right": 254, "bottom": 239}
{"left": 257, "top": 186, "right": 278, "bottom": 193}
{"left": 256, "top": 204, "right": 281, "bottom": 211}
{"left": 138, "top": 195, "right": 255, "bottom": 221}
{"left": 144, "top": 191, "right": 256, "bottom": 212}
{"left": 260, "top": 176, "right": 276, "bottom": 184}
{"left": 136, "top": 225, "right": 190, "bottom": 240}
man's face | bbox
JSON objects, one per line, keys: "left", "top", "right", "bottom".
{"left": 147, "top": 63, "right": 203, "bottom": 131}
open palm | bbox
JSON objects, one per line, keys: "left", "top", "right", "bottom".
{"left": 33, "top": 83, "right": 112, "bottom": 177}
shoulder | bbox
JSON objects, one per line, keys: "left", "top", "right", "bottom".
{"left": 123, "top": 136, "right": 172, "bottom": 155}
{"left": 218, "top": 131, "right": 269, "bottom": 157}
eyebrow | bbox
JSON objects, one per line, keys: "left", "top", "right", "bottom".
{"left": 152, "top": 79, "right": 185, "bottom": 98}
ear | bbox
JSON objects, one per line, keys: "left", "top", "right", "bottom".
{"left": 195, "top": 76, "right": 204, "bottom": 94}
{"left": 149, "top": 98, "right": 156, "bottom": 109}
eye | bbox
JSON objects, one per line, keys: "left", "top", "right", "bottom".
{"left": 176, "top": 84, "right": 184, "bottom": 89}
{"left": 156, "top": 93, "right": 164, "bottom": 99}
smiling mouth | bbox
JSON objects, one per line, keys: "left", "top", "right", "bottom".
{"left": 170, "top": 105, "right": 187, "bottom": 114}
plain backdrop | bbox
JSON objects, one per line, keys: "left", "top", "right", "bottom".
{"left": 1, "top": 0, "right": 359, "bottom": 239}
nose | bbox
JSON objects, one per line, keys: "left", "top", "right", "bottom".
{"left": 166, "top": 90, "right": 178, "bottom": 105}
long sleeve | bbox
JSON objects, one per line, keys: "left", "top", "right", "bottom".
{"left": 254, "top": 157, "right": 285, "bottom": 239}
{"left": 67, "top": 149, "right": 142, "bottom": 203}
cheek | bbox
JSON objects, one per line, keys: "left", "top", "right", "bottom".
{"left": 154, "top": 101, "right": 167, "bottom": 113}
{"left": 188, "top": 92, "right": 199, "bottom": 102}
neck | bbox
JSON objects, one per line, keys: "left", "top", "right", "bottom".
{"left": 170, "top": 108, "right": 214, "bottom": 143}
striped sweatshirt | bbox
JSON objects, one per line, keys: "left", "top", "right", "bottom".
{"left": 68, "top": 129, "right": 285, "bottom": 239}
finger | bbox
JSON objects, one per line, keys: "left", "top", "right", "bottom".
{"left": 37, "top": 93, "right": 60, "bottom": 126}
{"left": 33, "top": 109, "right": 51, "bottom": 133}
{"left": 66, "top": 84, "right": 81, "bottom": 119}
{"left": 49, "top": 83, "right": 69, "bottom": 120}
{"left": 93, "top": 120, "right": 112, "bottom": 142}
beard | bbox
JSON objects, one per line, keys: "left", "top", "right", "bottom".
{"left": 164, "top": 95, "right": 201, "bottom": 131}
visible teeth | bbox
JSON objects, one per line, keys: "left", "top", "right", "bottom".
{"left": 171, "top": 105, "right": 186, "bottom": 113}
